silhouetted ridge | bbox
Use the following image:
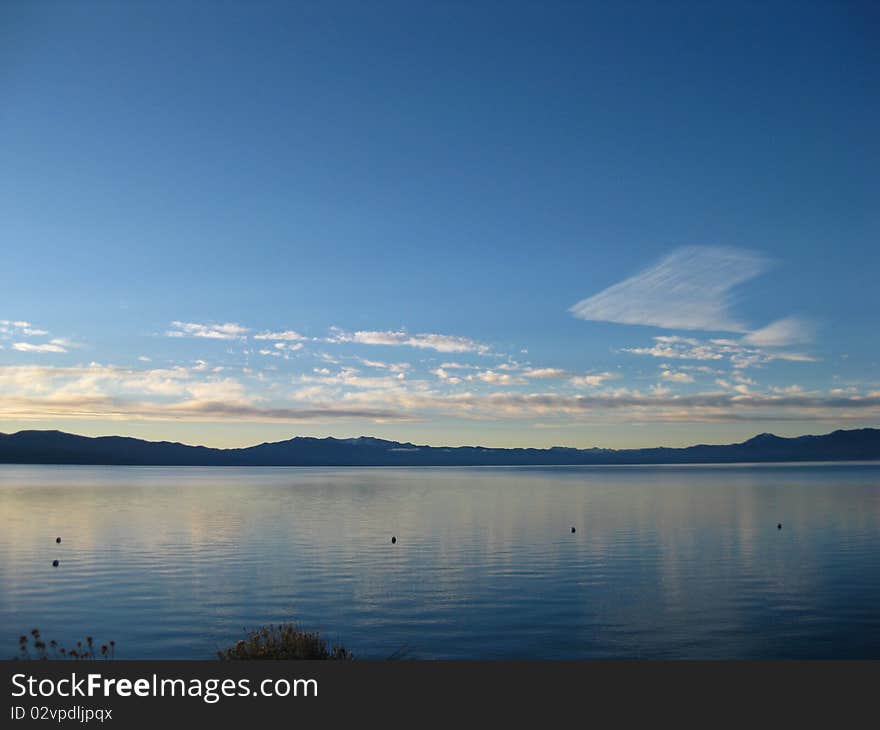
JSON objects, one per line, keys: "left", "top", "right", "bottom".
{"left": 0, "top": 428, "right": 878, "bottom": 466}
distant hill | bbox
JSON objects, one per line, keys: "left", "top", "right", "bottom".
{"left": 0, "top": 428, "right": 879, "bottom": 466}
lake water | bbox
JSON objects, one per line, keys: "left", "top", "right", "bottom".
{"left": 1, "top": 463, "right": 879, "bottom": 659}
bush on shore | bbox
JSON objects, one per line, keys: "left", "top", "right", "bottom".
{"left": 218, "top": 623, "right": 352, "bottom": 660}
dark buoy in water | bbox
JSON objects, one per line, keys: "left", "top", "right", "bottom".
{"left": 52, "top": 560, "right": 59, "bottom": 567}
{"left": 56, "top": 537, "right": 61, "bottom": 544}
{"left": 571, "top": 526, "right": 576, "bottom": 533}
{"left": 777, "top": 523, "right": 782, "bottom": 530}
{"left": 391, "top": 536, "right": 397, "bottom": 544}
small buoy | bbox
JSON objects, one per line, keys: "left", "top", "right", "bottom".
{"left": 56, "top": 537, "right": 61, "bottom": 544}
{"left": 777, "top": 523, "right": 782, "bottom": 530}
{"left": 391, "top": 536, "right": 397, "bottom": 544}
{"left": 52, "top": 560, "right": 59, "bottom": 567}
{"left": 571, "top": 526, "right": 576, "bottom": 533}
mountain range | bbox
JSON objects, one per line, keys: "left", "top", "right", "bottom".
{"left": 0, "top": 427, "right": 879, "bottom": 466}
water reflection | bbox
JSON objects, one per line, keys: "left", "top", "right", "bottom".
{"left": 1, "top": 464, "right": 879, "bottom": 658}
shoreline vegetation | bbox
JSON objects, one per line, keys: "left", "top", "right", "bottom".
{"left": 17, "top": 629, "right": 115, "bottom": 660}
{"left": 217, "top": 624, "right": 352, "bottom": 661}
{"left": 16, "top": 625, "right": 351, "bottom": 661}
{"left": 1, "top": 427, "right": 879, "bottom": 467}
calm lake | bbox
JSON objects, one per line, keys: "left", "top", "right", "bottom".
{"left": 2, "top": 463, "right": 879, "bottom": 659}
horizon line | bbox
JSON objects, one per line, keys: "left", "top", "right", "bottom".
{"left": 2, "top": 425, "right": 877, "bottom": 454}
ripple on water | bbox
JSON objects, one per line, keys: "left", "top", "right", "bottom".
{"left": 2, "top": 463, "right": 880, "bottom": 658}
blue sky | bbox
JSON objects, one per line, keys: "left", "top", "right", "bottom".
{"left": 1, "top": 1, "right": 878, "bottom": 448}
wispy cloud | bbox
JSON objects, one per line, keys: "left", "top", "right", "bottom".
{"left": 0, "top": 319, "right": 36, "bottom": 335}
{"left": 1, "top": 319, "right": 54, "bottom": 341}
{"left": 431, "top": 367, "right": 462, "bottom": 384}
{"left": 12, "top": 339, "right": 69, "bottom": 354}
{"left": 357, "top": 358, "right": 411, "bottom": 372}
{"left": 331, "top": 385, "right": 880, "bottom": 424}
{"left": 166, "top": 321, "right": 249, "bottom": 339}
{"left": 254, "top": 330, "right": 306, "bottom": 341}
{"left": 258, "top": 341, "right": 303, "bottom": 358}
{"left": 2, "top": 363, "right": 879, "bottom": 426}
{"left": 624, "top": 335, "right": 817, "bottom": 369}
{"left": 522, "top": 367, "right": 569, "bottom": 379}
{"left": 661, "top": 369, "right": 695, "bottom": 383}
{"left": 471, "top": 370, "right": 525, "bottom": 386}
{"left": 297, "top": 366, "right": 408, "bottom": 389}
{"left": 327, "top": 328, "right": 490, "bottom": 354}
{"left": 429, "top": 365, "right": 566, "bottom": 385}
{"left": 742, "top": 316, "right": 814, "bottom": 347}
{"left": 570, "top": 246, "right": 770, "bottom": 332}
{"left": 0, "top": 393, "right": 402, "bottom": 423}
{"left": 569, "top": 371, "right": 618, "bottom": 388}
{"left": 624, "top": 335, "right": 725, "bottom": 361}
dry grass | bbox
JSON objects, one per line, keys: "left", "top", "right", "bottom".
{"left": 16, "top": 628, "right": 115, "bottom": 660}
{"left": 14, "top": 623, "right": 351, "bottom": 660}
